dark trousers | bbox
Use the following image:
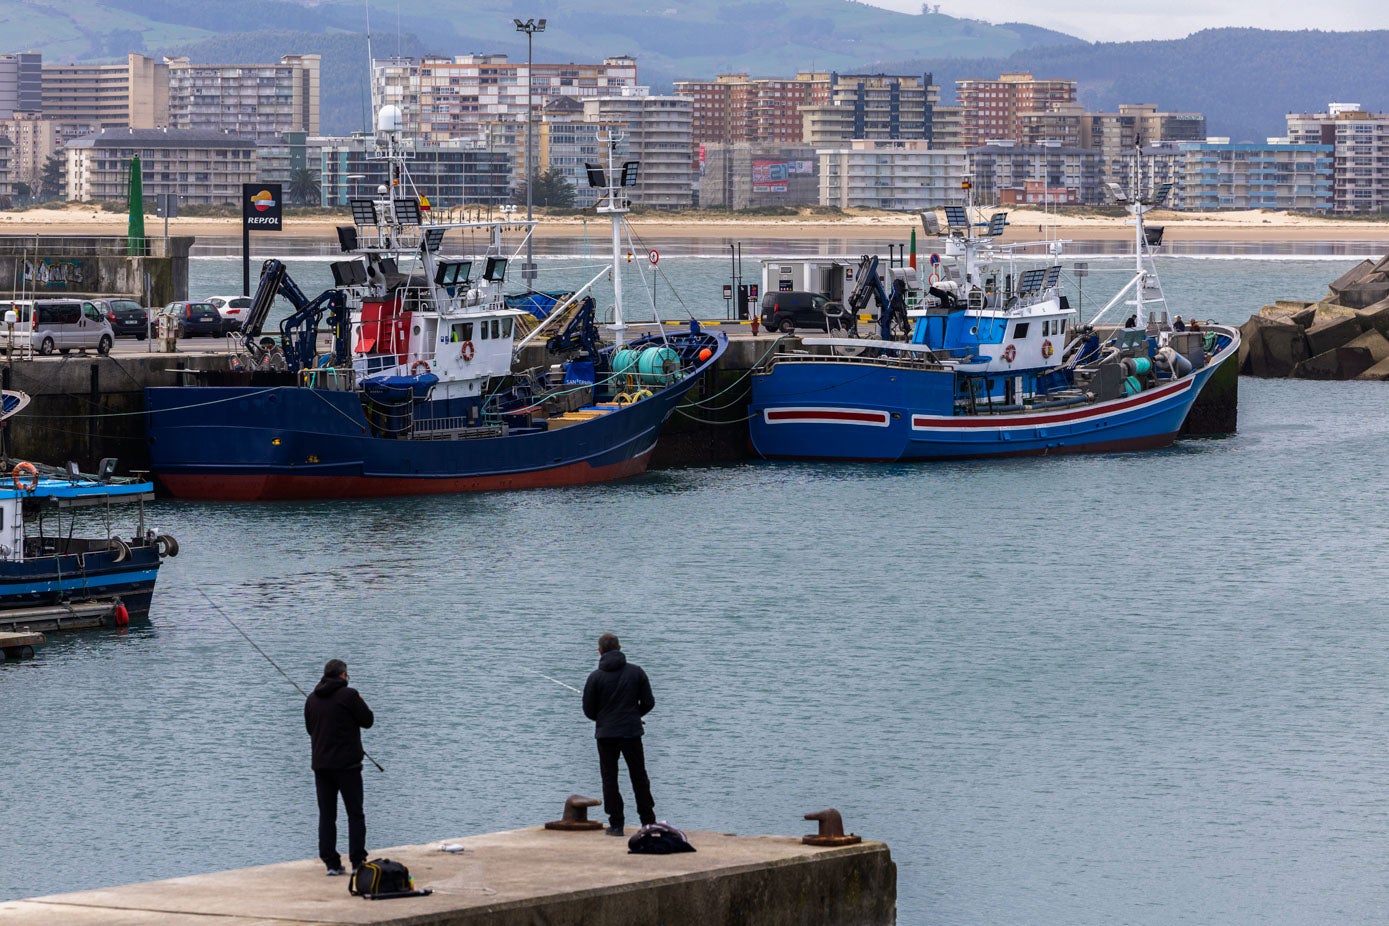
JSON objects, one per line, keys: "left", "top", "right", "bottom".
{"left": 597, "top": 736, "right": 656, "bottom": 828}
{"left": 314, "top": 766, "right": 366, "bottom": 869}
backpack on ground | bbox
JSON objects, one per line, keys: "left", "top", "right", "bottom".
{"left": 349, "top": 858, "right": 431, "bottom": 899}
{"left": 627, "top": 822, "right": 697, "bottom": 855}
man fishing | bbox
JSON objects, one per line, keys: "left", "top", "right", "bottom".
{"left": 304, "top": 659, "right": 374, "bottom": 875}
{"left": 582, "top": 633, "right": 657, "bottom": 836}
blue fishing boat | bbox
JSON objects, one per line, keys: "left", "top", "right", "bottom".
{"left": 749, "top": 178, "right": 1239, "bottom": 461}
{"left": 0, "top": 437, "right": 175, "bottom": 625}
{"left": 145, "top": 116, "right": 725, "bottom": 500}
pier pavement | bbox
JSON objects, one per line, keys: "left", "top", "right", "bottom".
{"left": 0, "top": 827, "right": 895, "bottom": 926}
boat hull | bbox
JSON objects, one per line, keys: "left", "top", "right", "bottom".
{"left": 0, "top": 547, "right": 160, "bottom": 618}
{"left": 751, "top": 345, "right": 1234, "bottom": 462}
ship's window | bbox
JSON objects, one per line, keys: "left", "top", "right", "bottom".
{"left": 491, "top": 319, "right": 501, "bottom": 339}
{"left": 461, "top": 322, "right": 474, "bottom": 340}
{"left": 1059, "top": 319, "right": 1066, "bottom": 334}
{"left": 480, "top": 321, "right": 489, "bottom": 340}
{"left": 501, "top": 317, "right": 513, "bottom": 337}
{"left": 1043, "top": 320, "right": 1051, "bottom": 336}
{"left": 1013, "top": 322, "right": 1030, "bottom": 339}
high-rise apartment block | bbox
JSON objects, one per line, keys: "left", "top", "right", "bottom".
{"left": 955, "top": 73, "right": 1077, "bottom": 147}
{"left": 166, "top": 55, "right": 319, "bottom": 143}
{"left": 583, "top": 88, "right": 693, "bottom": 208}
{"left": 800, "top": 73, "right": 938, "bottom": 146}
{"left": 0, "top": 52, "right": 41, "bottom": 117}
{"left": 1149, "top": 141, "right": 1333, "bottom": 211}
{"left": 1286, "top": 103, "right": 1389, "bottom": 212}
{"left": 41, "top": 53, "right": 169, "bottom": 130}
{"left": 967, "top": 143, "right": 1105, "bottom": 206}
{"left": 818, "top": 139, "right": 966, "bottom": 211}
{"left": 675, "top": 73, "right": 830, "bottom": 146}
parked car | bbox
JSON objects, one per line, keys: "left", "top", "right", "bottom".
{"left": 206, "top": 295, "right": 252, "bottom": 334}
{"left": 92, "top": 298, "right": 151, "bottom": 340}
{"left": 161, "top": 301, "right": 223, "bottom": 338}
{"left": 0, "top": 298, "right": 114, "bottom": 355}
{"left": 759, "top": 291, "right": 855, "bottom": 334}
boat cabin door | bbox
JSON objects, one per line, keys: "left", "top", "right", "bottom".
{"left": 0, "top": 495, "right": 22, "bottom": 562}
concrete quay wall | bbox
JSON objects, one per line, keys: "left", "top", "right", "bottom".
{"left": 1, "top": 828, "right": 896, "bottom": 926}
{"left": 0, "top": 235, "right": 193, "bottom": 307}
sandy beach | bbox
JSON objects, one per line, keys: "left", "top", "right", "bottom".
{"left": 2, "top": 204, "right": 1388, "bottom": 243}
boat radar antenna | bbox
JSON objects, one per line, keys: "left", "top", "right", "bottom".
{"left": 590, "top": 130, "right": 637, "bottom": 345}
{"left": 1092, "top": 145, "right": 1172, "bottom": 327}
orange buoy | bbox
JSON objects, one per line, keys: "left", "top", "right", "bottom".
{"left": 697, "top": 348, "right": 713, "bottom": 362}
{"left": 113, "top": 603, "right": 130, "bottom": 627}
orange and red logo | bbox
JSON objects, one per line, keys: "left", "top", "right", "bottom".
{"left": 250, "top": 189, "right": 276, "bottom": 211}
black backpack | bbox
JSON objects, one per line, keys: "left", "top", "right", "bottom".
{"left": 627, "top": 822, "right": 697, "bottom": 855}
{"left": 349, "top": 858, "right": 426, "bottom": 899}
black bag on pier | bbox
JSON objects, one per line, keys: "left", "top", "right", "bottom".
{"left": 628, "top": 822, "right": 697, "bottom": 855}
{"left": 349, "top": 858, "right": 430, "bottom": 899}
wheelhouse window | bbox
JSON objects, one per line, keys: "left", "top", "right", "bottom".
{"left": 1013, "top": 322, "right": 1030, "bottom": 339}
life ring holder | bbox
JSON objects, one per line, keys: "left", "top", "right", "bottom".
{"left": 1002, "top": 344, "right": 1017, "bottom": 364}
{"left": 12, "top": 461, "right": 37, "bottom": 492}
{"left": 410, "top": 360, "right": 431, "bottom": 376}
{"left": 1041, "top": 339, "right": 1054, "bottom": 359}
{"left": 460, "top": 340, "right": 476, "bottom": 362}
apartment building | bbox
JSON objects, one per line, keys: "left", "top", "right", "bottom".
{"left": 1286, "top": 104, "right": 1389, "bottom": 212}
{"left": 41, "top": 53, "right": 169, "bottom": 129}
{"left": 65, "top": 128, "right": 257, "bottom": 204}
{"left": 955, "top": 73, "right": 1077, "bottom": 147}
{"left": 699, "top": 143, "right": 818, "bottom": 209}
{"left": 800, "top": 73, "right": 938, "bottom": 147}
{"left": 166, "top": 55, "right": 320, "bottom": 144}
{"left": 372, "top": 54, "right": 638, "bottom": 148}
{"left": 0, "top": 52, "right": 41, "bottom": 117}
{"left": 1081, "top": 104, "right": 1206, "bottom": 190}
{"left": 583, "top": 89, "right": 693, "bottom": 208}
{"left": 1, "top": 112, "right": 58, "bottom": 188}
{"left": 967, "top": 142, "right": 1105, "bottom": 206}
{"left": 1149, "top": 140, "right": 1334, "bottom": 212}
{"left": 318, "top": 137, "right": 510, "bottom": 207}
{"left": 674, "top": 72, "right": 830, "bottom": 147}
{"left": 537, "top": 97, "right": 618, "bottom": 208}
{"left": 818, "top": 139, "right": 967, "bottom": 211}
{"left": 1019, "top": 104, "right": 1085, "bottom": 148}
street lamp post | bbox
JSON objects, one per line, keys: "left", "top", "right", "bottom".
{"left": 514, "top": 16, "right": 546, "bottom": 284}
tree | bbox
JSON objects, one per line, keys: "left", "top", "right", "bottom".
{"left": 14, "top": 181, "right": 31, "bottom": 204}
{"left": 287, "top": 167, "right": 322, "bottom": 206}
{"left": 39, "top": 154, "right": 64, "bottom": 200}
{"left": 515, "top": 166, "right": 576, "bottom": 209}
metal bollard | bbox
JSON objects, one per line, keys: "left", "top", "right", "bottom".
{"left": 802, "top": 808, "right": 862, "bottom": 847}
{"left": 544, "top": 794, "right": 604, "bottom": 831}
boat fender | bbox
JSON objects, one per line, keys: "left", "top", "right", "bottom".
{"left": 460, "top": 340, "right": 475, "bottom": 362}
{"left": 113, "top": 602, "right": 130, "bottom": 627}
{"left": 11, "top": 460, "right": 37, "bottom": 492}
{"left": 1002, "top": 344, "right": 1017, "bottom": 363}
{"left": 154, "top": 534, "right": 180, "bottom": 558}
{"left": 1156, "top": 346, "right": 1192, "bottom": 376}
{"left": 410, "top": 360, "right": 431, "bottom": 376}
{"left": 108, "top": 537, "right": 130, "bottom": 563}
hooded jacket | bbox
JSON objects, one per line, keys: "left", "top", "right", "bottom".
{"left": 304, "top": 675, "right": 374, "bottom": 770}
{"left": 583, "top": 650, "right": 654, "bottom": 739}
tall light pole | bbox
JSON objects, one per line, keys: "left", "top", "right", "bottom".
{"left": 514, "top": 17, "right": 546, "bottom": 284}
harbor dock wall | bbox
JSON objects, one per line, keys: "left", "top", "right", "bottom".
{"left": 0, "top": 236, "right": 193, "bottom": 306}
{"left": 1, "top": 827, "right": 896, "bottom": 926}
{"left": 0, "top": 329, "right": 1237, "bottom": 474}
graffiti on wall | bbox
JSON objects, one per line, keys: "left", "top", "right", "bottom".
{"left": 22, "top": 258, "right": 86, "bottom": 289}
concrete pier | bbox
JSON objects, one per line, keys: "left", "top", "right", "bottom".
{"left": 0, "top": 827, "right": 896, "bottom": 925}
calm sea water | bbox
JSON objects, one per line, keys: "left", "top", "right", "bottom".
{"left": 3, "top": 245, "right": 1389, "bottom": 925}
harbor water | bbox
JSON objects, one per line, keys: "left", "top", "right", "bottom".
{"left": 3, "top": 247, "right": 1389, "bottom": 924}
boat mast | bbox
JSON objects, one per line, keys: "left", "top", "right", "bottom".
{"left": 595, "top": 131, "right": 628, "bottom": 344}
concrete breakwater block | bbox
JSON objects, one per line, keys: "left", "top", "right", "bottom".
{"left": 1240, "top": 315, "right": 1310, "bottom": 377}
{"left": 1291, "top": 346, "right": 1375, "bottom": 381}
{"left": 0, "top": 827, "right": 896, "bottom": 926}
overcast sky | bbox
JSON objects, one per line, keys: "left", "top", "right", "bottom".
{"left": 860, "top": 0, "right": 1389, "bottom": 42}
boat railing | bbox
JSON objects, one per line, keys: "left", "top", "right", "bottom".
{"left": 771, "top": 350, "right": 946, "bottom": 372}
{"left": 410, "top": 416, "right": 503, "bottom": 440}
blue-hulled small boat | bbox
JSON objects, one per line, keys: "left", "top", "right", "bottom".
{"left": 0, "top": 443, "right": 175, "bottom": 622}
{"left": 750, "top": 178, "right": 1239, "bottom": 462}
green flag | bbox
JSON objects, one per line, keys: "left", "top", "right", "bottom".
{"left": 127, "top": 155, "right": 146, "bottom": 256}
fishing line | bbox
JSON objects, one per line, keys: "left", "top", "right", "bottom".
{"left": 534, "top": 670, "right": 581, "bottom": 694}
{"left": 200, "top": 588, "right": 385, "bottom": 772}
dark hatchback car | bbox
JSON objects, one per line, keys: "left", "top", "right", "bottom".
{"left": 760, "top": 291, "right": 855, "bottom": 334}
{"left": 93, "top": 298, "right": 150, "bottom": 340}
{"left": 162, "top": 301, "right": 223, "bottom": 338}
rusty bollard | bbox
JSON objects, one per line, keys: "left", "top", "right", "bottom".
{"left": 544, "top": 794, "right": 604, "bottom": 831}
{"left": 802, "top": 808, "right": 863, "bottom": 847}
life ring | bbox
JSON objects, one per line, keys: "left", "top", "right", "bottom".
{"left": 1041, "top": 339, "right": 1054, "bottom": 359}
{"left": 410, "top": 360, "right": 431, "bottom": 375}
{"left": 11, "top": 461, "right": 37, "bottom": 491}
{"left": 1002, "top": 344, "right": 1017, "bottom": 363}
{"left": 927, "top": 272, "right": 941, "bottom": 285}
{"left": 460, "top": 340, "right": 475, "bottom": 362}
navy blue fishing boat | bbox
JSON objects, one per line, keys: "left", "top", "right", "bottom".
{"left": 750, "top": 175, "right": 1239, "bottom": 461}
{"left": 145, "top": 116, "right": 725, "bottom": 500}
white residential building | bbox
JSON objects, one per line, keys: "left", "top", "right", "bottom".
{"left": 165, "top": 55, "right": 320, "bottom": 144}
{"left": 818, "top": 139, "right": 966, "bottom": 211}
{"left": 583, "top": 88, "right": 693, "bottom": 208}
{"left": 66, "top": 128, "right": 257, "bottom": 205}
{"left": 1286, "top": 104, "right": 1389, "bottom": 213}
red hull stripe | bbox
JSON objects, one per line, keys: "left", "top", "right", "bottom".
{"left": 765, "top": 407, "right": 890, "bottom": 427}
{"left": 157, "top": 450, "right": 654, "bottom": 501}
{"left": 912, "top": 377, "right": 1192, "bottom": 430}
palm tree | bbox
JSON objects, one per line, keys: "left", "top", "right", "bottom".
{"left": 288, "top": 167, "right": 322, "bottom": 206}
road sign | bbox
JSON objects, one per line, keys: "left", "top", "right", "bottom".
{"left": 648, "top": 249, "right": 659, "bottom": 265}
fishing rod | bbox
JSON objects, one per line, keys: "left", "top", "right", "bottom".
{"left": 534, "top": 670, "right": 581, "bottom": 694}
{"left": 200, "top": 588, "right": 385, "bottom": 773}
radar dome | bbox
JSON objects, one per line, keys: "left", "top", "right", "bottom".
{"left": 377, "top": 105, "right": 404, "bottom": 133}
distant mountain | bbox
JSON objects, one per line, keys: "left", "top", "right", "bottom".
{"left": 872, "top": 28, "right": 1389, "bottom": 142}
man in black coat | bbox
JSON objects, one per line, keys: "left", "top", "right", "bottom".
{"left": 304, "top": 659, "right": 374, "bottom": 875}
{"left": 582, "top": 633, "right": 656, "bottom": 836}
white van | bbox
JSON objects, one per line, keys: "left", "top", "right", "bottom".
{"left": 0, "top": 299, "right": 115, "bottom": 355}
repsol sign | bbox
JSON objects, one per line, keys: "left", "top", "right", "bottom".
{"left": 242, "top": 183, "right": 283, "bottom": 231}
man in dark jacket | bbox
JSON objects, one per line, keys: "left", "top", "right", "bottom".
{"left": 582, "top": 633, "right": 656, "bottom": 836}
{"left": 304, "top": 659, "right": 374, "bottom": 875}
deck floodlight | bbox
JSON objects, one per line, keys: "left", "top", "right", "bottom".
{"left": 1044, "top": 265, "right": 1062, "bottom": 289}
{"left": 350, "top": 261, "right": 369, "bottom": 285}
{"left": 331, "top": 261, "right": 355, "bottom": 287}
{"left": 350, "top": 198, "right": 377, "bottom": 226}
{"left": 1144, "top": 225, "right": 1165, "bottom": 247}
{"left": 1151, "top": 182, "right": 1173, "bottom": 205}
{"left": 484, "top": 257, "right": 508, "bottom": 282}
{"left": 920, "top": 212, "right": 940, "bottom": 236}
{"left": 944, "top": 205, "right": 969, "bottom": 229}
{"left": 1018, "top": 268, "right": 1046, "bottom": 295}
{"left": 422, "top": 227, "right": 447, "bottom": 253}
{"left": 97, "top": 458, "right": 117, "bottom": 481}
{"left": 621, "top": 160, "right": 640, "bottom": 187}
{"left": 986, "top": 212, "right": 1007, "bottom": 237}
{"left": 393, "top": 198, "right": 422, "bottom": 226}
{"left": 585, "top": 163, "right": 607, "bottom": 188}
{"left": 1106, "top": 182, "right": 1128, "bottom": 204}
{"left": 336, "top": 225, "right": 359, "bottom": 252}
